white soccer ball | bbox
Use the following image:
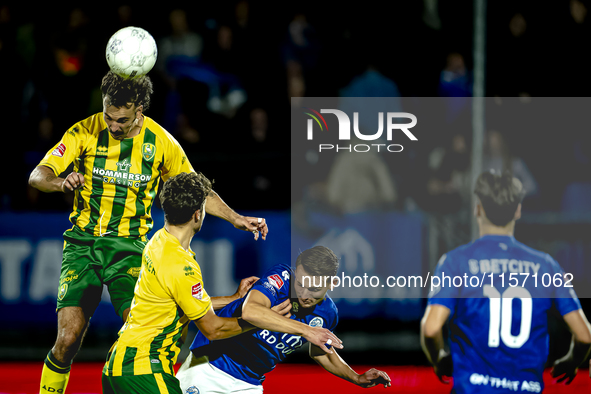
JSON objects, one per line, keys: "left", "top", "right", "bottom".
{"left": 106, "top": 26, "right": 157, "bottom": 79}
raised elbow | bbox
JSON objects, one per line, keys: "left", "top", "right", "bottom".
{"left": 201, "top": 327, "right": 222, "bottom": 341}
{"left": 28, "top": 171, "right": 38, "bottom": 188}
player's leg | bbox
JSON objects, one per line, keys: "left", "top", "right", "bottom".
{"left": 40, "top": 307, "right": 89, "bottom": 393}
{"left": 40, "top": 228, "right": 103, "bottom": 394}
{"left": 102, "top": 236, "right": 146, "bottom": 322}
{"left": 102, "top": 373, "right": 182, "bottom": 394}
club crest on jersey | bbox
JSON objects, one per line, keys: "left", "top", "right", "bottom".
{"left": 57, "top": 283, "right": 68, "bottom": 301}
{"left": 142, "top": 143, "right": 156, "bottom": 161}
{"left": 186, "top": 387, "right": 200, "bottom": 394}
{"left": 309, "top": 316, "right": 324, "bottom": 328}
{"left": 192, "top": 282, "right": 203, "bottom": 300}
{"left": 52, "top": 143, "right": 66, "bottom": 157}
{"left": 267, "top": 274, "right": 284, "bottom": 290}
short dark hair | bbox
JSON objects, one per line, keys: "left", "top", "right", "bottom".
{"left": 160, "top": 172, "right": 213, "bottom": 225}
{"left": 474, "top": 170, "right": 526, "bottom": 227}
{"left": 100, "top": 71, "right": 153, "bottom": 111}
{"left": 296, "top": 246, "right": 339, "bottom": 277}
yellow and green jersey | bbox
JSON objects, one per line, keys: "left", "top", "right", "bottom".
{"left": 103, "top": 228, "right": 212, "bottom": 377}
{"left": 39, "top": 113, "right": 193, "bottom": 240}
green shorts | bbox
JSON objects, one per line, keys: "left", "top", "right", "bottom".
{"left": 57, "top": 226, "right": 147, "bottom": 319}
{"left": 102, "top": 373, "right": 182, "bottom": 394}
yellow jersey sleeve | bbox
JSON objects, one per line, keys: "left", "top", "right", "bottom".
{"left": 166, "top": 257, "right": 212, "bottom": 321}
{"left": 161, "top": 134, "right": 194, "bottom": 182}
{"left": 39, "top": 124, "right": 89, "bottom": 176}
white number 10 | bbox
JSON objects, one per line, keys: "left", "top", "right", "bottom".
{"left": 483, "top": 285, "right": 532, "bottom": 348}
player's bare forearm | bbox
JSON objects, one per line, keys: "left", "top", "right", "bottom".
{"left": 204, "top": 192, "right": 269, "bottom": 239}
{"left": 29, "top": 165, "right": 64, "bottom": 193}
{"left": 421, "top": 322, "right": 445, "bottom": 365}
{"left": 421, "top": 330, "right": 445, "bottom": 365}
{"left": 194, "top": 309, "right": 255, "bottom": 341}
{"left": 242, "top": 293, "right": 306, "bottom": 336}
{"left": 311, "top": 346, "right": 391, "bottom": 388}
{"left": 205, "top": 191, "right": 239, "bottom": 223}
{"left": 211, "top": 295, "right": 239, "bottom": 311}
{"left": 420, "top": 305, "right": 449, "bottom": 364}
{"left": 29, "top": 165, "right": 84, "bottom": 193}
{"left": 310, "top": 346, "right": 359, "bottom": 384}
{"left": 561, "top": 309, "right": 591, "bottom": 366}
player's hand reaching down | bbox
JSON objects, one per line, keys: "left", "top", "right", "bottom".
{"left": 356, "top": 368, "right": 392, "bottom": 388}
{"left": 551, "top": 355, "right": 579, "bottom": 384}
{"left": 304, "top": 327, "right": 343, "bottom": 354}
{"left": 271, "top": 299, "right": 292, "bottom": 318}
{"left": 434, "top": 351, "right": 453, "bottom": 384}
{"left": 233, "top": 216, "right": 268, "bottom": 240}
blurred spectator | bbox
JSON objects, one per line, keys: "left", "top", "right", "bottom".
{"left": 424, "top": 133, "right": 471, "bottom": 213}
{"left": 324, "top": 140, "right": 398, "bottom": 214}
{"left": 438, "top": 52, "right": 471, "bottom": 97}
{"left": 482, "top": 129, "right": 539, "bottom": 197}
{"left": 156, "top": 9, "right": 204, "bottom": 146}
{"left": 422, "top": 0, "right": 442, "bottom": 30}
{"left": 158, "top": 11, "right": 247, "bottom": 152}
{"left": 282, "top": 12, "right": 321, "bottom": 100}
{"left": 339, "top": 65, "right": 402, "bottom": 99}
{"left": 416, "top": 132, "right": 472, "bottom": 258}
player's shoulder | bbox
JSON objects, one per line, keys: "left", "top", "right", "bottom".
{"left": 146, "top": 228, "right": 197, "bottom": 270}
{"left": 143, "top": 116, "right": 179, "bottom": 146}
{"left": 512, "top": 238, "right": 552, "bottom": 260}
{"left": 68, "top": 113, "right": 104, "bottom": 138}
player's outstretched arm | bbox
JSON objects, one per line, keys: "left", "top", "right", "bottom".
{"left": 421, "top": 304, "right": 452, "bottom": 383}
{"left": 551, "top": 309, "right": 591, "bottom": 384}
{"left": 241, "top": 290, "right": 343, "bottom": 353}
{"left": 193, "top": 308, "right": 256, "bottom": 341}
{"left": 309, "top": 345, "right": 391, "bottom": 388}
{"left": 29, "top": 165, "right": 84, "bottom": 193}
{"left": 204, "top": 191, "right": 269, "bottom": 240}
{"left": 211, "top": 276, "right": 260, "bottom": 310}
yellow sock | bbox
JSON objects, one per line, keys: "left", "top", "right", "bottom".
{"left": 40, "top": 351, "right": 71, "bottom": 393}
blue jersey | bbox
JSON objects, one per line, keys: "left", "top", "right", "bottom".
{"left": 189, "top": 264, "right": 339, "bottom": 386}
{"left": 428, "top": 235, "right": 581, "bottom": 394}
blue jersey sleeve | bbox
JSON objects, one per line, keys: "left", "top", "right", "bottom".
{"left": 250, "top": 264, "right": 292, "bottom": 307}
{"left": 547, "top": 255, "right": 581, "bottom": 316}
{"left": 428, "top": 253, "right": 459, "bottom": 314}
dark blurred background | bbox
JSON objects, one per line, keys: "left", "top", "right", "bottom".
{"left": 1, "top": 0, "right": 591, "bottom": 370}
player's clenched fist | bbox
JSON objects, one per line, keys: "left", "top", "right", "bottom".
{"left": 62, "top": 172, "right": 85, "bottom": 192}
{"left": 304, "top": 326, "right": 343, "bottom": 354}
